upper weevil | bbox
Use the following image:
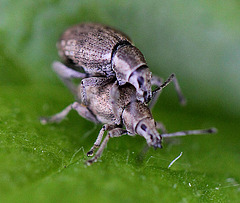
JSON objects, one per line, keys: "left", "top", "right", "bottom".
{"left": 40, "top": 74, "right": 217, "bottom": 165}
{"left": 53, "top": 22, "right": 186, "bottom": 107}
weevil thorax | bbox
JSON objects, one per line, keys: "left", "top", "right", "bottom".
{"left": 129, "top": 66, "right": 152, "bottom": 103}
{"left": 122, "top": 101, "right": 162, "bottom": 148}
{"left": 112, "top": 45, "right": 152, "bottom": 103}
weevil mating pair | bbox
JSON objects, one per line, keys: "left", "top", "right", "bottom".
{"left": 40, "top": 23, "right": 217, "bottom": 165}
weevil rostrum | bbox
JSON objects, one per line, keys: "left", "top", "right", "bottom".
{"left": 41, "top": 23, "right": 216, "bottom": 165}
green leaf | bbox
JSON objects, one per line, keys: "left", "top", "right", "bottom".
{"left": 0, "top": 0, "right": 240, "bottom": 202}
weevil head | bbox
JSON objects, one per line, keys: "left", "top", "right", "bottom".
{"left": 129, "top": 66, "right": 152, "bottom": 103}
{"left": 112, "top": 45, "right": 152, "bottom": 103}
{"left": 136, "top": 118, "right": 162, "bottom": 149}
{"left": 122, "top": 101, "right": 162, "bottom": 149}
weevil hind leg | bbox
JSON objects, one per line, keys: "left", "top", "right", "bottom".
{"left": 40, "top": 103, "right": 73, "bottom": 124}
{"left": 86, "top": 127, "right": 128, "bottom": 165}
{"left": 40, "top": 102, "right": 99, "bottom": 125}
{"left": 52, "top": 61, "right": 88, "bottom": 95}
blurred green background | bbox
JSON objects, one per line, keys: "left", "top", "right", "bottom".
{"left": 0, "top": 0, "right": 239, "bottom": 202}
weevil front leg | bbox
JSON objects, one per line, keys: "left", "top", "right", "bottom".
{"left": 155, "top": 121, "right": 167, "bottom": 134}
{"left": 86, "top": 124, "right": 110, "bottom": 157}
{"left": 151, "top": 73, "right": 187, "bottom": 105}
{"left": 86, "top": 127, "right": 128, "bottom": 165}
{"left": 52, "top": 61, "right": 89, "bottom": 95}
{"left": 171, "top": 74, "right": 187, "bottom": 105}
{"left": 148, "top": 75, "right": 164, "bottom": 109}
{"left": 40, "top": 102, "right": 99, "bottom": 124}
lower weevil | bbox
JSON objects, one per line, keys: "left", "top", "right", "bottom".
{"left": 41, "top": 75, "right": 217, "bottom": 165}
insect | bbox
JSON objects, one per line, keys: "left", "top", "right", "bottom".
{"left": 53, "top": 22, "right": 186, "bottom": 117}
{"left": 40, "top": 74, "right": 216, "bottom": 165}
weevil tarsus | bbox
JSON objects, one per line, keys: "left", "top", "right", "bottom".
{"left": 86, "top": 127, "right": 128, "bottom": 165}
{"left": 86, "top": 124, "right": 110, "bottom": 157}
{"left": 40, "top": 103, "right": 73, "bottom": 124}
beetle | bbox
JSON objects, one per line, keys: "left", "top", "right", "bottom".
{"left": 40, "top": 75, "right": 216, "bottom": 165}
{"left": 53, "top": 22, "right": 186, "bottom": 110}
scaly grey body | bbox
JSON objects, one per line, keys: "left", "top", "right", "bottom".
{"left": 41, "top": 75, "right": 216, "bottom": 165}
{"left": 56, "top": 22, "right": 152, "bottom": 102}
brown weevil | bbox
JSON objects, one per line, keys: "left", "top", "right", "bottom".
{"left": 40, "top": 75, "right": 217, "bottom": 165}
{"left": 53, "top": 22, "right": 186, "bottom": 107}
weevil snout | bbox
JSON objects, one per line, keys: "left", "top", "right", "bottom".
{"left": 136, "top": 118, "right": 162, "bottom": 149}
{"left": 129, "top": 66, "right": 152, "bottom": 103}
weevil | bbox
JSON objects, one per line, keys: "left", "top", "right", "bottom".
{"left": 53, "top": 23, "right": 186, "bottom": 108}
{"left": 40, "top": 75, "right": 216, "bottom": 165}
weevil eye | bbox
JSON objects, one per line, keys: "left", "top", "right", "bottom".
{"left": 141, "top": 124, "right": 147, "bottom": 131}
{"left": 137, "top": 76, "right": 144, "bottom": 87}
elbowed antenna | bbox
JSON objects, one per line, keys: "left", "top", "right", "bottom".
{"left": 151, "top": 73, "right": 186, "bottom": 105}
{"left": 161, "top": 128, "right": 217, "bottom": 138}
{"left": 152, "top": 74, "right": 175, "bottom": 96}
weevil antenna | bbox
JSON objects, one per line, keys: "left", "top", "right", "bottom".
{"left": 152, "top": 73, "right": 175, "bottom": 98}
{"left": 161, "top": 128, "right": 217, "bottom": 138}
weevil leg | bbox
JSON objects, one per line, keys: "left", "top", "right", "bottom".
{"left": 86, "top": 124, "right": 113, "bottom": 157}
{"left": 148, "top": 75, "right": 164, "bottom": 109}
{"left": 53, "top": 61, "right": 88, "bottom": 79}
{"left": 171, "top": 74, "right": 187, "bottom": 105}
{"left": 71, "top": 102, "right": 99, "bottom": 123}
{"left": 86, "top": 127, "right": 128, "bottom": 165}
{"left": 81, "top": 76, "right": 114, "bottom": 106}
{"left": 40, "top": 102, "right": 99, "bottom": 124}
{"left": 52, "top": 61, "right": 89, "bottom": 95}
{"left": 152, "top": 73, "right": 187, "bottom": 106}
{"left": 40, "top": 103, "right": 73, "bottom": 124}
{"left": 110, "top": 81, "right": 121, "bottom": 125}
{"left": 155, "top": 121, "right": 167, "bottom": 134}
